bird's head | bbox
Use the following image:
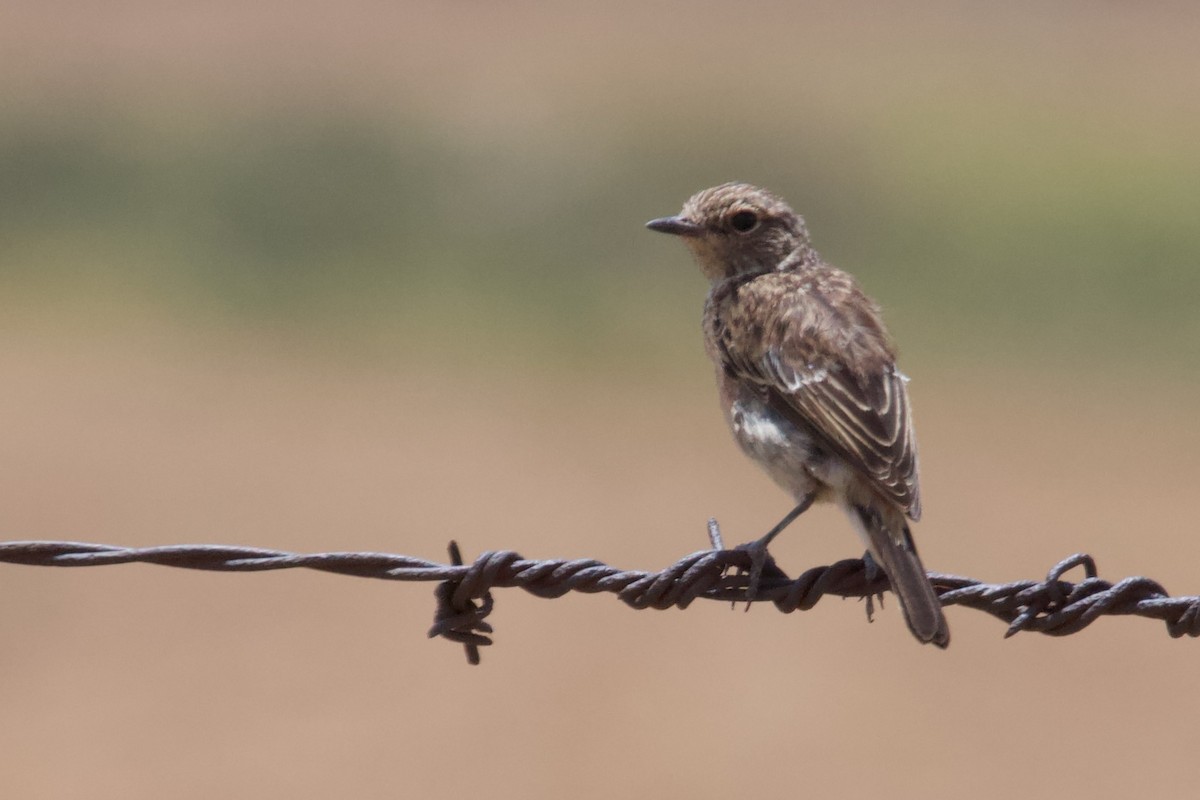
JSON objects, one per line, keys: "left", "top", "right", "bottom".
{"left": 646, "top": 182, "right": 814, "bottom": 281}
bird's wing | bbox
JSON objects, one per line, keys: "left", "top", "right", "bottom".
{"left": 714, "top": 272, "right": 922, "bottom": 519}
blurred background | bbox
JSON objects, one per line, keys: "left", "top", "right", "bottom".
{"left": 1, "top": 2, "right": 1198, "bottom": 797}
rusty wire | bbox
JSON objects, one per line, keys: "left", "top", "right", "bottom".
{"left": 1, "top": 535, "right": 1197, "bottom": 664}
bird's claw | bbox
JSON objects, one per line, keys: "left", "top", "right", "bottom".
{"left": 733, "top": 537, "right": 785, "bottom": 610}
{"left": 861, "top": 550, "right": 884, "bottom": 622}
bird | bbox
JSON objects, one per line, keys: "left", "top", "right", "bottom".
{"left": 646, "top": 182, "right": 949, "bottom": 647}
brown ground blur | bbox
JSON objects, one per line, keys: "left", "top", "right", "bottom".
{"left": 3, "top": 1, "right": 1200, "bottom": 797}
{"left": 1, "top": 327, "right": 1196, "bottom": 799}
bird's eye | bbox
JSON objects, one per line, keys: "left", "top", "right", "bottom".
{"left": 729, "top": 210, "right": 759, "bottom": 233}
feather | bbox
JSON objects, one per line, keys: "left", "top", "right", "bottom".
{"left": 712, "top": 270, "right": 922, "bottom": 519}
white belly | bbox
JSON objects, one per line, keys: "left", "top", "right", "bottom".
{"left": 727, "top": 392, "right": 857, "bottom": 505}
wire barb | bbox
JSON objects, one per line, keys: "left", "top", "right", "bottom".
{"left": 1, "top": 539, "right": 1197, "bottom": 664}
{"left": 427, "top": 540, "right": 491, "bottom": 665}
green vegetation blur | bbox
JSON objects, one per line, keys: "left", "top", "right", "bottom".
{"left": 2, "top": 3, "right": 1197, "bottom": 370}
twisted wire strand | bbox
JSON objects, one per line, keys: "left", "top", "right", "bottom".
{"left": 1, "top": 538, "right": 1196, "bottom": 664}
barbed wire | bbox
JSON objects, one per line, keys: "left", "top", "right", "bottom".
{"left": 1, "top": 531, "right": 1196, "bottom": 664}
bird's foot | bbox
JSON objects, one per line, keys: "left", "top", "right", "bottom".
{"left": 861, "top": 549, "right": 885, "bottom": 622}
{"left": 733, "top": 535, "right": 788, "bottom": 610}
{"left": 725, "top": 496, "right": 816, "bottom": 609}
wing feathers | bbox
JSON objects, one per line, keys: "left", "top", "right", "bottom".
{"left": 714, "top": 271, "right": 922, "bottom": 518}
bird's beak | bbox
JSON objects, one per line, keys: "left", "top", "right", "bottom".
{"left": 645, "top": 215, "right": 704, "bottom": 237}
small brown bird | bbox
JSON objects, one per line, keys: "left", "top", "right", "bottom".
{"left": 647, "top": 182, "right": 949, "bottom": 647}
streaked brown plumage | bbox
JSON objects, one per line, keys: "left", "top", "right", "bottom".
{"left": 647, "top": 182, "right": 949, "bottom": 647}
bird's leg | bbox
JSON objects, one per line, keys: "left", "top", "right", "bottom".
{"left": 861, "top": 549, "right": 883, "bottom": 622}
{"left": 737, "top": 493, "right": 816, "bottom": 604}
{"left": 862, "top": 549, "right": 882, "bottom": 583}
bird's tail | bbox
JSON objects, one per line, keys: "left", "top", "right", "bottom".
{"left": 852, "top": 504, "right": 950, "bottom": 648}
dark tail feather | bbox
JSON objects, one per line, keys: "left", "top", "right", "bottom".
{"left": 857, "top": 507, "right": 950, "bottom": 648}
